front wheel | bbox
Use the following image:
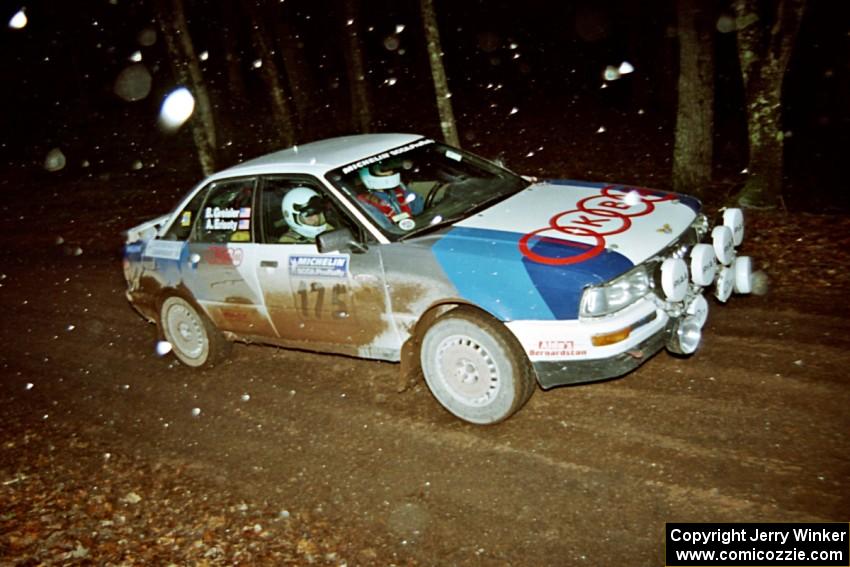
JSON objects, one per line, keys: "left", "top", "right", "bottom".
{"left": 159, "top": 296, "right": 231, "bottom": 368}
{"left": 420, "top": 308, "right": 536, "bottom": 424}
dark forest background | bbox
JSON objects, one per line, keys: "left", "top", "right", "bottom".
{"left": 0, "top": 0, "right": 847, "bottom": 210}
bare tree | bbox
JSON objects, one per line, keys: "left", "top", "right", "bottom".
{"left": 244, "top": 0, "right": 295, "bottom": 148}
{"left": 341, "top": 0, "right": 371, "bottom": 133}
{"left": 155, "top": 0, "right": 217, "bottom": 175}
{"left": 673, "top": 0, "right": 715, "bottom": 197}
{"left": 219, "top": 3, "right": 249, "bottom": 110}
{"left": 733, "top": 0, "right": 806, "bottom": 208}
{"left": 275, "top": 12, "right": 319, "bottom": 138}
{"left": 420, "top": 0, "right": 460, "bottom": 147}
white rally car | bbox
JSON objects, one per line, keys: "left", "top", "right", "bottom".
{"left": 124, "top": 134, "right": 753, "bottom": 424}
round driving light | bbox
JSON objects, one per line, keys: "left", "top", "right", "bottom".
{"left": 714, "top": 265, "right": 734, "bottom": 302}
{"left": 723, "top": 208, "right": 745, "bottom": 246}
{"left": 685, "top": 294, "right": 709, "bottom": 327}
{"left": 676, "top": 316, "right": 702, "bottom": 354}
{"left": 734, "top": 256, "right": 753, "bottom": 294}
{"left": 660, "top": 257, "right": 689, "bottom": 302}
{"left": 712, "top": 225, "right": 734, "bottom": 266}
{"left": 689, "top": 243, "right": 717, "bottom": 286}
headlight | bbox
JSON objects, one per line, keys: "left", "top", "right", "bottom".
{"left": 580, "top": 265, "right": 650, "bottom": 317}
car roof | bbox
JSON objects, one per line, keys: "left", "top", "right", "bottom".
{"left": 211, "top": 133, "right": 425, "bottom": 180}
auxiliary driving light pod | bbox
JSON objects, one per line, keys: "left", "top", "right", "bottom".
{"left": 667, "top": 316, "right": 702, "bottom": 355}
{"left": 689, "top": 243, "right": 717, "bottom": 286}
{"left": 723, "top": 208, "right": 745, "bottom": 246}
{"left": 660, "top": 257, "right": 689, "bottom": 302}
{"left": 712, "top": 225, "right": 735, "bottom": 266}
{"left": 714, "top": 265, "right": 735, "bottom": 302}
{"left": 734, "top": 256, "right": 753, "bottom": 294}
{"left": 685, "top": 294, "right": 709, "bottom": 327}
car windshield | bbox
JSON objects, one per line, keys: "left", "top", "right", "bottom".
{"left": 325, "top": 139, "right": 530, "bottom": 239}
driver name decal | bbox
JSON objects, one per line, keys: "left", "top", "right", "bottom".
{"left": 519, "top": 185, "right": 674, "bottom": 266}
{"left": 289, "top": 255, "right": 349, "bottom": 278}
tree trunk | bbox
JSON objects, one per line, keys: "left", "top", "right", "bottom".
{"left": 219, "top": 2, "right": 249, "bottom": 110}
{"left": 156, "top": 0, "right": 217, "bottom": 176}
{"left": 733, "top": 0, "right": 806, "bottom": 208}
{"left": 341, "top": 0, "right": 371, "bottom": 133}
{"left": 672, "top": 0, "right": 715, "bottom": 197}
{"left": 420, "top": 0, "right": 460, "bottom": 147}
{"left": 275, "top": 12, "right": 318, "bottom": 138}
{"left": 244, "top": 0, "right": 295, "bottom": 148}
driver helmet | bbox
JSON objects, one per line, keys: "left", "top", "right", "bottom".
{"left": 359, "top": 163, "right": 401, "bottom": 191}
{"left": 281, "top": 187, "right": 330, "bottom": 239}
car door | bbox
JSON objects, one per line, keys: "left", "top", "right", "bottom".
{"left": 252, "top": 175, "right": 398, "bottom": 359}
{"left": 182, "top": 177, "right": 277, "bottom": 337}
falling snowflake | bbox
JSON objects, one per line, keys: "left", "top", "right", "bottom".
{"left": 159, "top": 87, "right": 195, "bottom": 131}
{"left": 596, "top": 126, "right": 606, "bottom": 134}
{"left": 44, "top": 148, "right": 66, "bottom": 172}
{"left": 8, "top": 9, "right": 27, "bottom": 30}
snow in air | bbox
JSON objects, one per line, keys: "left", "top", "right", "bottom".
{"left": 114, "top": 64, "right": 152, "bottom": 102}
{"left": 191, "top": 407, "right": 201, "bottom": 417}
{"left": 199, "top": 50, "right": 209, "bottom": 61}
{"left": 383, "top": 35, "right": 400, "bottom": 51}
{"left": 716, "top": 14, "right": 736, "bottom": 33}
{"left": 129, "top": 50, "right": 142, "bottom": 62}
{"left": 624, "top": 190, "right": 642, "bottom": 206}
{"left": 8, "top": 9, "right": 26, "bottom": 30}
{"left": 395, "top": 24, "right": 405, "bottom": 34}
{"left": 603, "top": 61, "right": 635, "bottom": 81}
{"left": 159, "top": 87, "right": 195, "bottom": 130}
{"left": 44, "top": 148, "right": 66, "bottom": 172}
{"left": 137, "top": 28, "right": 156, "bottom": 46}
{"left": 156, "top": 340, "right": 173, "bottom": 356}
{"left": 252, "top": 58, "right": 263, "bottom": 69}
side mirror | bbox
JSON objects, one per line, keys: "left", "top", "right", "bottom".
{"left": 317, "top": 227, "right": 367, "bottom": 254}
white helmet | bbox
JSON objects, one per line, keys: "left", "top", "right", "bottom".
{"left": 359, "top": 163, "right": 401, "bottom": 190}
{"left": 281, "top": 187, "right": 330, "bottom": 239}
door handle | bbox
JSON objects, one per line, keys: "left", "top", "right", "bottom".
{"left": 260, "top": 260, "right": 278, "bottom": 268}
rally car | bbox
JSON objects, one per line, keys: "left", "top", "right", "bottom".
{"left": 123, "top": 133, "right": 754, "bottom": 424}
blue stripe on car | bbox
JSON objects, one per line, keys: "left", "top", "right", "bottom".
{"left": 521, "top": 236, "right": 633, "bottom": 319}
{"left": 432, "top": 227, "right": 633, "bottom": 321}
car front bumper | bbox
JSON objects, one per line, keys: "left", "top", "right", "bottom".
{"left": 530, "top": 321, "right": 670, "bottom": 389}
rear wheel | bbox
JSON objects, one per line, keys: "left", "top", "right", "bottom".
{"left": 159, "top": 296, "right": 231, "bottom": 368}
{"left": 420, "top": 308, "right": 535, "bottom": 424}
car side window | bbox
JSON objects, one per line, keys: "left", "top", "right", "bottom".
{"left": 162, "top": 189, "right": 207, "bottom": 241}
{"left": 260, "top": 177, "right": 357, "bottom": 245}
{"left": 195, "top": 178, "right": 256, "bottom": 243}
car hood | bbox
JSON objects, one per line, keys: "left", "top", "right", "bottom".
{"left": 455, "top": 180, "right": 699, "bottom": 267}
{"left": 427, "top": 180, "right": 700, "bottom": 321}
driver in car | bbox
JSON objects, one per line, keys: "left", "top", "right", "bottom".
{"left": 357, "top": 163, "right": 423, "bottom": 228}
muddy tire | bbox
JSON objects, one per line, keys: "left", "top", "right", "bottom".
{"left": 159, "top": 296, "right": 231, "bottom": 368}
{"left": 420, "top": 308, "right": 536, "bottom": 424}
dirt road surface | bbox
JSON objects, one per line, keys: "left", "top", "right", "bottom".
{"left": 1, "top": 173, "right": 848, "bottom": 565}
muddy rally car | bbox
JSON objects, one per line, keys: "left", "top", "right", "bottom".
{"left": 123, "top": 134, "right": 754, "bottom": 424}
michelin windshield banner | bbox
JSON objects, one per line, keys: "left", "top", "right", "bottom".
{"left": 666, "top": 523, "right": 849, "bottom": 566}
